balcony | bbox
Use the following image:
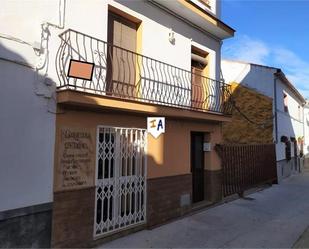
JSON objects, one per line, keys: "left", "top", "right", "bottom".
{"left": 56, "top": 29, "right": 232, "bottom": 117}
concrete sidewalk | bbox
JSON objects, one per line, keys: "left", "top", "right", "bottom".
{"left": 99, "top": 169, "right": 309, "bottom": 248}
{"left": 294, "top": 226, "right": 309, "bottom": 248}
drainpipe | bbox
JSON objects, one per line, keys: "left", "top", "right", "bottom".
{"left": 274, "top": 70, "right": 279, "bottom": 143}
{"left": 303, "top": 102, "right": 306, "bottom": 156}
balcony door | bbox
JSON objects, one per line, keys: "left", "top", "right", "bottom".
{"left": 191, "top": 63, "right": 204, "bottom": 109}
{"left": 107, "top": 11, "right": 137, "bottom": 97}
{"left": 191, "top": 47, "right": 208, "bottom": 109}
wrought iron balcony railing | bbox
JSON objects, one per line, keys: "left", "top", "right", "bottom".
{"left": 56, "top": 29, "right": 232, "bottom": 115}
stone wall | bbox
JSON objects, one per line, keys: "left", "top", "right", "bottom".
{"left": 223, "top": 82, "right": 273, "bottom": 144}
{"left": 0, "top": 204, "right": 52, "bottom": 248}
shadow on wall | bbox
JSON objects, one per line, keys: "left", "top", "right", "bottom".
{"left": 222, "top": 68, "right": 301, "bottom": 180}
{"left": 222, "top": 82, "right": 274, "bottom": 144}
{"left": 51, "top": 103, "right": 194, "bottom": 247}
{"left": 0, "top": 40, "right": 167, "bottom": 246}
{"left": 0, "top": 43, "right": 56, "bottom": 247}
{"left": 0, "top": 41, "right": 58, "bottom": 113}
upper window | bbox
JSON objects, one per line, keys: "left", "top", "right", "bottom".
{"left": 283, "top": 92, "right": 288, "bottom": 113}
{"left": 298, "top": 105, "right": 302, "bottom": 121}
{"left": 191, "top": 46, "right": 208, "bottom": 109}
{"left": 190, "top": 0, "right": 211, "bottom": 11}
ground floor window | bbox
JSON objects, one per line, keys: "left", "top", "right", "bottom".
{"left": 94, "top": 126, "right": 147, "bottom": 237}
{"left": 281, "top": 136, "right": 291, "bottom": 161}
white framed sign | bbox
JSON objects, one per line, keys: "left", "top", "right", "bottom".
{"left": 147, "top": 117, "right": 165, "bottom": 138}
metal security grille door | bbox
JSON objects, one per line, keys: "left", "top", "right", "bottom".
{"left": 94, "top": 127, "right": 147, "bottom": 237}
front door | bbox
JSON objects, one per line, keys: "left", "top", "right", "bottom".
{"left": 191, "top": 132, "right": 204, "bottom": 203}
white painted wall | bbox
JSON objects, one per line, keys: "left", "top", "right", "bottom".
{"left": 221, "top": 60, "right": 275, "bottom": 98}
{"left": 303, "top": 102, "right": 309, "bottom": 156}
{"left": 0, "top": 0, "right": 224, "bottom": 211}
{"left": 114, "top": 0, "right": 221, "bottom": 79}
{"left": 0, "top": 0, "right": 60, "bottom": 212}
{"left": 275, "top": 78, "right": 304, "bottom": 160}
{"left": 61, "top": 0, "right": 222, "bottom": 79}
{"left": 0, "top": 61, "right": 55, "bottom": 212}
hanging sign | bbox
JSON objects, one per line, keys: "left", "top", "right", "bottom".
{"left": 147, "top": 117, "right": 165, "bottom": 138}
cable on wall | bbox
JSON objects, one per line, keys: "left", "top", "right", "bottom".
{"left": 231, "top": 99, "right": 274, "bottom": 129}
{"left": 34, "top": 0, "right": 66, "bottom": 114}
{"left": 0, "top": 0, "right": 66, "bottom": 114}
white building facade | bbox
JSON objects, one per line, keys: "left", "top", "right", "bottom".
{"left": 221, "top": 60, "right": 306, "bottom": 182}
{"left": 0, "top": 0, "right": 234, "bottom": 247}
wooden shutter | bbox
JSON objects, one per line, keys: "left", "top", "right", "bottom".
{"left": 107, "top": 12, "right": 137, "bottom": 96}
{"left": 191, "top": 66, "right": 204, "bottom": 108}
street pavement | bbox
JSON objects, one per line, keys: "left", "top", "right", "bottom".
{"left": 99, "top": 169, "right": 309, "bottom": 248}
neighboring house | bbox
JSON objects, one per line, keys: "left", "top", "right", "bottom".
{"left": 0, "top": 0, "right": 234, "bottom": 247}
{"left": 303, "top": 101, "right": 309, "bottom": 163}
{"left": 221, "top": 59, "right": 306, "bottom": 182}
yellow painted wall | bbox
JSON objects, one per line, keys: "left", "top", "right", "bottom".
{"left": 222, "top": 82, "right": 273, "bottom": 144}
{"left": 54, "top": 108, "right": 223, "bottom": 192}
{"left": 148, "top": 118, "right": 223, "bottom": 178}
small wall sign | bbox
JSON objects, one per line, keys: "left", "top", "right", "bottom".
{"left": 68, "top": 59, "right": 95, "bottom": 81}
{"left": 147, "top": 117, "right": 165, "bottom": 138}
{"left": 203, "top": 142, "right": 211, "bottom": 152}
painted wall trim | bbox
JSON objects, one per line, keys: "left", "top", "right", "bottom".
{"left": 274, "top": 74, "right": 278, "bottom": 143}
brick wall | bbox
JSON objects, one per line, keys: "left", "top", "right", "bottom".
{"left": 204, "top": 169, "right": 222, "bottom": 203}
{"left": 147, "top": 174, "right": 192, "bottom": 227}
{"left": 51, "top": 173, "right": 227, "bottom": 246}
{"left": 51, "top": 187, "right": 95, "bottom": 248}
{"left": 223, "top": 82, "right": 273, "bottom": 144}
{"left": 52, "top": 175, "right": 193, "bottom": 247}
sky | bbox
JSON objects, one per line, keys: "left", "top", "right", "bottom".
{"left": 221, "top": 0, "right": 309, "bottom": 98}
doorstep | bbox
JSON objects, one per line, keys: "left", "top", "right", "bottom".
{"left": 191, "top": 200, "right": 215, "bottom": 212}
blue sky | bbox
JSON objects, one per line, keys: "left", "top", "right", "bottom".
{"left": 221, "top": 0, "right": 309, "bottom": 98}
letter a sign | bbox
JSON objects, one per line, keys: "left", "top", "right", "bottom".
{"left": 147, "top": 117, "right": 165, "bottom": 138}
